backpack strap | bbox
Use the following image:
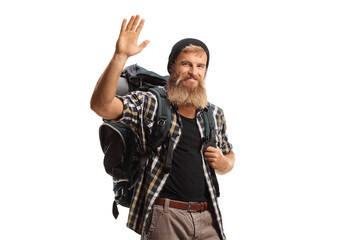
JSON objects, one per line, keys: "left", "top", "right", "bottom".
{"left": 148, "top": 87, "right": 171, "bottom": 148}
{"left": 148, "top": 87, "right": 173, "bottom": 173}
{"left": 202, "top": 106, "right": 220, "bottom": 197}
{"left": 203, "top": 107, "right": 217, "bottom": 148}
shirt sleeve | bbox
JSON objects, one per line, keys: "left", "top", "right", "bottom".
{"left": 215, "top": 107, "right": 233, "bottom": 155}
{"left": 115, "top": 91, "right": 158, "bottom": 149}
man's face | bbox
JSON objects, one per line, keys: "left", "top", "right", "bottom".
{"left": 171, "top": 50, "right": 207, "bottom": 89}
{"left": 166, "top": 50, "right": 208, "bottom": 109}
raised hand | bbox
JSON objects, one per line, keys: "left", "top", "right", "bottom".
{"left": 115, "top": 15, "right": 150, "bottom": 58}
{"left": 91, "top": 15, "right": 150, "bottom": 120}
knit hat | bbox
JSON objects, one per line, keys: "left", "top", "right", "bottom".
{"left": 167, "top": 38, "right": 210, "bottom": 73}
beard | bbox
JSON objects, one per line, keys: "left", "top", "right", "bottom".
{"left": 166, "top": 72, "right": 208, "bottom": 109}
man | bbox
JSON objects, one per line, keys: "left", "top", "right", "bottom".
{"left": 91, "top": 15, "right": 235, "bottom": 240}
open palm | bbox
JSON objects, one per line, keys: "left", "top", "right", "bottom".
{"left": 116, "top": 15, "right": 150, "bottom": 58}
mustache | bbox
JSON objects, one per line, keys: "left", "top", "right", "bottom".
{"left": 175, "top": 73, "right": 201, "bottom": 85}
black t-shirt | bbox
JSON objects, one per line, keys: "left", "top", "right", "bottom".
{"left": 159, "top": 115, "right": 210, "bottom": 202}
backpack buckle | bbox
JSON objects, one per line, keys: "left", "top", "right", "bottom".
{"left": 157, "top": 117, "right": 167, "bottom": 127}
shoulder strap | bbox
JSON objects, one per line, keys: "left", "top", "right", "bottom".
{"left": 203, "top": 107, "right": 217, "bottom": 148}
{"left": 148, "top": 87, "right": 173, "bottom": 173}
{"left": 148, "top": 87, "right": 171, "bottom": 148}
{"left": 202, "top": 106, "right": 220, "bottom": 197}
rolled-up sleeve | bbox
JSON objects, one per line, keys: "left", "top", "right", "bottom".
{"left": 214, "top": 108, "right": 233, "bottom": 155}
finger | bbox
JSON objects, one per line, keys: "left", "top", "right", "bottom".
{"left": 205, "top": 151, "right": 221, "bottom": 160}
{"left": 204, "top": 152, "right": 216, "bottom": 160}
{"left": 120, "top": 18, "right": 127, "bottom": 34}
{"left": 206, "top": 156, "right": 217, "bottom": 162}
{"left": 204, "top": 149, "right": 215, "bottom": 155}
{"left": 126, "top": 15, "right": 135, "bottom": 31}
{"left": 204, "top": 146, "right": 216, "bottom": 151}
{"left": 138, "top": 40, "right": 150, "bottom": 51}
{"left": 130, "top": 15, "right": 140, "bottom": 31}
{"left": 204, "top": 150, "right": 213, "bottom": 156}
{"left": 206, "top": 158, "right": 215, "bottom": 163}
{"left": 136, "top": 19, "right": 145, "bottom": 33}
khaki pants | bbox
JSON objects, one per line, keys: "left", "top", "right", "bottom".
{"left": 143, "top": 199, "right": 221, "bottom": 240}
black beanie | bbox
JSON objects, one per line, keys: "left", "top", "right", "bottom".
{"left": 167, "top": 38, "right": 210, "bottom": 73}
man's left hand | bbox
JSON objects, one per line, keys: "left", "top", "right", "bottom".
{"left": 203, "top": 147, "right": 228, "bottom": 173}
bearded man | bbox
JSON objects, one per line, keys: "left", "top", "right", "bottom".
{"left": 91, "top": 15, "right": 235, "bottom": 240}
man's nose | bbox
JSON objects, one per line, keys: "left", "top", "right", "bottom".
{"left": 187, "top": 66, "right": 194, "bottom": 75}
{"left": 188, "top": 66, "right": 199, "bottom": 76}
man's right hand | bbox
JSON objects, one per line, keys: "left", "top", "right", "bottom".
{"left": 91, "top": 15, "right": 149, "bottom": 120}
{"left": 115, "top": 15, "right": 150, "bottom": 58}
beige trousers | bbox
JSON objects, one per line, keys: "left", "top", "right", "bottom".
{"left": 142, "top": 199, "right": 221, "bottom": 240}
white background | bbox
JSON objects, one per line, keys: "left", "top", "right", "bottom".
{"left": 1, "top": 0, "right": 359, "bottom": 239}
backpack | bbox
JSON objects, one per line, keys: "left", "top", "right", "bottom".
{"left": 98, "top": 64, "right": 219, "bottom": 219}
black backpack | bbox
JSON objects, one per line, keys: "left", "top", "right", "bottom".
{"left": 98, "top": 64, "right": 219, "bottom": 219}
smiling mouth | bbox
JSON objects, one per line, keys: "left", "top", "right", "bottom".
{"left": 186, "top": 78, "right": 197, "bottom": 81}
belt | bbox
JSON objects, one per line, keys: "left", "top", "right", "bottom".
{"left": 155, "top": 198, "right": 210, "bottom": 212}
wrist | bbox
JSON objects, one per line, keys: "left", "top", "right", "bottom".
{"left": 221, "top": 158, "right": 230, "bottom": 172}
{"left": 108, "top": 53, "right": 128, "bottom": 72}
{"left": 112, "top": 52, "right": 129, "bottom": 63}
{"left": 217, "top": 154, "right": 233, "bottom": 174}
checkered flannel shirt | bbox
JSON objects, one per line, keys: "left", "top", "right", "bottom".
{"left": 116, "top": 87, "right": 233, "bottom": 239}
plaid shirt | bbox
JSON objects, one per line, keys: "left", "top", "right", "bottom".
{"left": 116, "top": 87, "right": 233, "bottom": 239}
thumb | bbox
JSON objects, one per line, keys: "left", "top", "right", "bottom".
{"left": 138, "top": 40, "right": 150, "bottom": 51}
